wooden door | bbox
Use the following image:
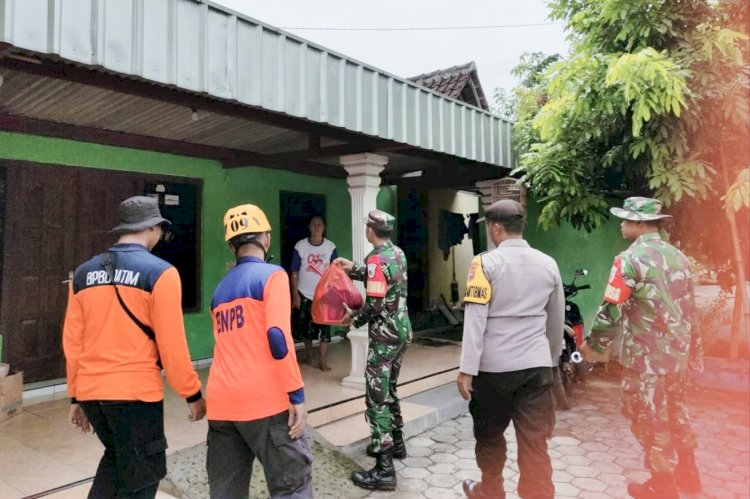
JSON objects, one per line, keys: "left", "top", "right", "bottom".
{"left": 0, "top": 164, "right": 78, "bottom": 382}
{"left": 0, "top": 162, "right": 203, "bottom": 383}
{"left": 75, "top": 169, "right": 144, "bottom": 263}
{"left": 0, "top": 163, "right": 142, "bottom": 382}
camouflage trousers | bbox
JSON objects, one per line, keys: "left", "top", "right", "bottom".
{"left": 621, "top": 367, "right": 697, "bottom": 473}
{"left": 365, "top": 341, "right": 407, "bottom": 453}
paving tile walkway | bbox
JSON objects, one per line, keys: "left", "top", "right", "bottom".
{"left": 10, "top": 370, "right": 747, "bottom": 498}
{"left": 354, "top": 374, "right": 749, "bottom": 498}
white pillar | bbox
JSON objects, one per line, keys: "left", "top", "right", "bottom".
{"left": 340, "top": 153, "right": 387, "bottom": 390}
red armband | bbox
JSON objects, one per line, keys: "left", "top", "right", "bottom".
{"left": 603, "top": 256, "right": 632, "bottom": 304}
{"left": 365, "top": 255, "right": 387, "bottom": 298}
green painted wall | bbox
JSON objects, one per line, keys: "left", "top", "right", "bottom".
{"left": 0, "top": 130, "right": 634, "bottom": 354}
{"left": 223, "top": 167, "right": 353, "bottom": 264}
{"left": 525, "top": 196, "right": 629, "bottom": 327}
{"left": 0, "top": 131, "right": 352, "bottom": 359}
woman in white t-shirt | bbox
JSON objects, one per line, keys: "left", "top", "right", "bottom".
{"left": 290, "top": 215, "right": 338, "bottom": 371}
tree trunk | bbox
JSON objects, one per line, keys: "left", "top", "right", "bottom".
{"left": 731, "top": 287, "right": 742, "bottom": 351}
{"left": 719, "top": 143, "right": 749, "bottom": 359}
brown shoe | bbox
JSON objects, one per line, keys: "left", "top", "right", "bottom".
{"left": 462, "top": 479, "right": 505, "bottom": 499}
{"left": 627, "top": 472, "right": 678, "bottom": 499}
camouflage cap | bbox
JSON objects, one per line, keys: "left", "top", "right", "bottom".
{"left": 365, "top": 209, "right": 395, "bottom": 231}
{"left": 610, "top": 196, "right": 672, "bottom": 221}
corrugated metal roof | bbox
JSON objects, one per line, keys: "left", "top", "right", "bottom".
{"left": 0, "top": 0, "right": 513, "bottom": 168}
{"left": 0, "top": 68, "right": 308, "bottom": 153}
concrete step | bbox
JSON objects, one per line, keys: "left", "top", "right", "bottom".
{"left": 160, "top": 382, "right": 467, "bottom": 499}
{"left": 307, "top": 367, "right": 459, "bottom": 428}
{"left": 696, "top": 357, "right": 750, "bottom": 392}
{"left": 315, "top": 382, "right": 469, "bottom": 458}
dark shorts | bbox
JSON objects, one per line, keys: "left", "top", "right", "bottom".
{"left": 295, "top": 295, "right": 331, "bottom": 343}
{"left": 207, "top": 411, "right": 313, "bottom": 498}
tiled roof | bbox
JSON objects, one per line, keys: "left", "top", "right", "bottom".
{"left": 409, "top": 61, "right": 489, "bottom": 110}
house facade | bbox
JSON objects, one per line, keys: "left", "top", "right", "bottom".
{"left": 0, "top": 0, "right": 514, "bottom": 384}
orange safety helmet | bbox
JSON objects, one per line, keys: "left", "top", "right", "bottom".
{"left": 223, "top": 204, "right": 271, "bottom": 242}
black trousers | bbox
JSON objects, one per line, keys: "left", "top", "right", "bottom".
{"left": 295, "top": 296, "right": 331, "bottom": 342}
{"left": 206, "top": 411, "right": 313, "bottom": 499}
{"left": 80, "top": 401, "right": 167, "bottom": 499}
{"left": 469, "top": 367, "right": 556, "bottom": 499}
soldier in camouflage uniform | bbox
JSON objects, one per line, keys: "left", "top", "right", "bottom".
{"left": 581, "top": 197, "right": 703, "bottom": 499}
{"left": 335, "top": 209, "right": 412, "bottom": 491}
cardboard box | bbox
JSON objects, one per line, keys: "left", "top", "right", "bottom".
{"left": 0, "top": 371, "right": 23, "bottom": 422}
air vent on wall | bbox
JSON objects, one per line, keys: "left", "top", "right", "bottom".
{"left": 491, "top": 178, "right": 526, "bottom": 208}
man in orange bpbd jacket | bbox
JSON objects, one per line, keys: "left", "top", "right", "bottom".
{"left": 205, "top": 204, "right": 312, "bottom": 498}
{"left": 63, "top": 196, "right": 206, "bottom": 499}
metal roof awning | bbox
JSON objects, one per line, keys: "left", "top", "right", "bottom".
{"left": 0, "top": 0, "right": 513, "bottom": 187}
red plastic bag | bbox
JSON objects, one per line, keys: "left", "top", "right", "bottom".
{"left": 311, "top": 264, "right": 364, "bottom": 325}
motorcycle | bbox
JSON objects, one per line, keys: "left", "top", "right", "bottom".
{"left": 553, "top": 268, "right": 591, "bottom": 410}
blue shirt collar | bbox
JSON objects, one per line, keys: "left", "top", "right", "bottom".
{"left": 110, "top": 243, "right": 149, "bottom": 252}
{"left": 237, "top": 256, "right": 265, "bottom": 265}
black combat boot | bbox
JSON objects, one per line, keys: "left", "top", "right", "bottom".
{"left": 674, "top": 450, "right": 702, "bottom": 493}
{"left": 627, "top": 471, "right": 679, "bottom": 499}
{"left": 351, "top": 449, "right": 397, "bottom": 491}
{"left": 391, "top": 429, "right": 407, "bottom": 459}
{"left": 366, "top": 431, "right": 407, "bottom": 459}
{"left": 365, "top": 443, "right": 378, "bottom": 458}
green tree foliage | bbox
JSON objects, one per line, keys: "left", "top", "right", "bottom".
{"left": 492, "top": 52, "right": 561, "bottom": 151}
{"left": 491, "top": 87, "right": 518, "bottom": 122}
{"left": 724, "top": 169, "right": 750, "bottom": 214}
{"left": 513, "top": 0, "right": 749, "bottom": 233}
{"left": 509, "top": 52, "right": 561, "bottom": 155}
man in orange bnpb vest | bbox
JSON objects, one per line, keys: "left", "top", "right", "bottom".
{"left": 63, "top": 196, "right": 205, "bottom": 498}
{"left": 205, "top": 204, "right": 312, "bottom": 498}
